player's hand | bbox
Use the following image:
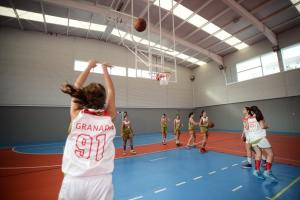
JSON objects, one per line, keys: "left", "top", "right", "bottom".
{"left": 102, "top": 63, "right": 112, "bottom": 70}
{"left": 88, "top": 59, "right": 97, "bottom": 68}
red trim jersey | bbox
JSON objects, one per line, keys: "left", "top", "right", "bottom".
{"left": 247, "top": 116, "right": 266, "bottom": 143}
{"left": 62, "top": 109, "right": 116, "bottom": 177}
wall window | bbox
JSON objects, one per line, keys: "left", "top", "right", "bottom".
{"left": 74, "top": 60, "right": 169, "bottom": 80}
{"left": 282, "top": 43, "right": 300, "bottom": 71}
{"left": 74, "top": 60, "right": 126, "bottom": 76}
{"left": 236, "top": 52, "right": 279, "bottom": 82}
{"left": 261, "top": 52, "right": 280, "bottom": 75}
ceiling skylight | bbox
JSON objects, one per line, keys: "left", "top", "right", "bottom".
{"left": 214, "top": 30, "right": 232, "bottom": 40}
{"left": 173, "top": 4, "right": 193, "bottom": 20}
{"left": 290, "top": 0, "right": 300, "bottom": 12}
{"left": 234, "top": 42, "right": 249, "bottom": 50}
{"left": 186, "top": 57, "right": 198, "bottom": 63}
{"left": 152, "top": 1, "right": 249, "bottom": 50}
{"left": 0, "top": 6, "right": 107, "bottom": 33}
{"left": 153, "top": 0, "right": 174, "bottom": 11}
{"left": 187, "top": 15, "right": 208, "bottom": 28}
{"left": 69, "top": 19, "right": 90, "bottom": 30}
{"left": 17, "top": 10, "right": 44, "bottom": 22}
{"left": 195, "top": 60, "right": 207, "bottom": 65}
{"left": 202, "top": 23, "right": 220, "bottom": 34}
{"left": 45, "top": 15, "right": 68, "bottom": 26}
{"left": 0, "top": 6, "right": 15, "bottom": 18}
{"left": 225, "top": 37, "right": 241, "bottom": 46}
{"left": 90, "top": 23, "right": 106, "bottom": 32}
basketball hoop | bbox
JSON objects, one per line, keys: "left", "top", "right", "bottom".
{"left": 156, "top": 72, "right": 171, "bottom": 85}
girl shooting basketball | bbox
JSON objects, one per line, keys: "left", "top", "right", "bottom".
{"left": 59, "top": 59, "right": 116, "bottom": 200}
{"left": 121, "top": 112, "right": 136, "bottom": 155}
{"left": 247, "top": 106, "right": 277, "bottom": 180}
{"left": 160, "top": 114, "right": 168, "bottom": 145}
{"left": 173, "top": 114, "right": 183, "bottom": 146}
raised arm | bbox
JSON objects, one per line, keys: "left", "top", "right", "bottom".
{"left": 102, "top": 63, "right": 116, "bottom": 120}
{"left": 70, "top": 59, "right": 97, "bottom": 119}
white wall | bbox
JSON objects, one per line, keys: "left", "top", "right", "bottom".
{"left": 0, "top": 27, "right": 193, "bottom": 108}
{"left": 193, "top": 26, "right": 300, "bottom": 107}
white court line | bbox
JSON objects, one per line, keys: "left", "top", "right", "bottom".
{"left": 232, "top": 163, "right": 238, "bottom": 167}
{"left": 221, "top": 167, "right": 228, "bottom": 171}
{"left": 150, "top": 157, "right": 167, "bottom": 162}
{"left": 154, "top": 188, "right": 167, "bottom": 194}
{"left": 232, "top": 185, "right": 243, "bottom": 192}
{"left": 0, "top": 164, "right": 61, "bottom": 170}
{"left": 208, "top": 171, "right": 216, "bottom": 175}
{"left": 242, "top": 159, "right": 248, "bottom": 163}
{"left": 265, "top": 197, "right": 271, "bottom": 200}
{"left": 128, "top": 196, "right": 143, "bottom": 200}
{"left": 193, "top": 176, "right": 203, "bottom": 180}
{"left": 176, "top": 181, "right": 186, "bottom": 186}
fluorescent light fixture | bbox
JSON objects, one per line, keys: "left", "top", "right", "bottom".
{"left": 153, "top": 0, "right": 174, "bottom": 11}
{"left": 195, "top": 60, "right": 207, "bottom": 66}
{"left": 202, "top": 23, "right": 220, "bottom": 34}
{"left": 17, "top": 10, "right": 44, "bottom": 22}
{"left": 214, "top": 30, "right": 231, "bottom": 40}
{"left": 234, "top": 42, "right": 249, "bottom": 50}
{"left": 173, "top": 4, "right": 193, "bottom": 20}
{"left": 0, "top": 6, "right": 15, "bottom": 18}
{"left": 225, "top": 37, "right": 241, "bottom": 46}
{"left": 187, "top": 14, "right": 208, "bottom": 28}
{"left": 45, "top": 15, "right": 68, "bottom": 26}
{"left": 0, "top": 6, "right": 107, "bottom": 33}
{"left": 90, "top": 23, "right": 106, "bottom": 32}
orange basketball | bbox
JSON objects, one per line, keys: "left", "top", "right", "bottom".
{"left": 208, "top": 121, "right": 214, "bottom": 128}
{"left": 134, "top": 18, "right": 147, "bottom": 32}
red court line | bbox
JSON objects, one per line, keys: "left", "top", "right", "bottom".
{"left": 0, "top": 132, "right": 299, "bottom": 200}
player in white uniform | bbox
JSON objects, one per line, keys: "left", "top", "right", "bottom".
{"left": 59, "top": 59, "right": 116, "bottom": 200}
{"left": 241, "top": 107, "right": 253, "bottom": 168}
{"left": 247, "top": 106, "right": 277, "bottom": 180}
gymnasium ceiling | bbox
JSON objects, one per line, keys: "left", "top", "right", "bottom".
{"left": 0, "top": 0, "right": 300, "bottom": 68}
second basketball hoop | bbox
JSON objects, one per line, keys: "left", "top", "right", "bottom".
{"left": 156, "top": 72, "right": 171, "bottom": 85}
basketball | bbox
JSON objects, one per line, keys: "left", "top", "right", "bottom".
{"left": 134, "top": 18, "right": 147, "bottom": 32}
{"left": 208, "top": 121, "right": 214, "bottom": 128}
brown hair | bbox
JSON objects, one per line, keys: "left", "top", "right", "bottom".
{"left": 61, "top": 82, "right": 106, "bottom": 110}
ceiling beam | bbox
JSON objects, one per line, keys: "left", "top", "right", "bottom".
{"left": 35, "top": 0, "right": 223, "bottom": 65}
{"left": 221, "top": 0, "right": 278, "bottom": 46}
{"left": 40, "top": 1, "right": 48, "bottom": 33}
{"left": 9, "top": 0, "right": 24, "bottom": 30}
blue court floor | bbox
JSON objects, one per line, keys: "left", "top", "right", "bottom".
{"left": 13, "top": 132, "right": 175, "bottom": 154}
{"left": 113, "top": 149, "right": 300, "bottom": 200}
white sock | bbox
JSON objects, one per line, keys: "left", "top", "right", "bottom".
{"left": 247, "top": 157, "right": 252, "bottom": 164}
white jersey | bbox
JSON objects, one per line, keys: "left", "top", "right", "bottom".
{"left": 62, "top": 109, "right": 116, "bottom": 177}
{"left": 247, "top": 117, "right": 266, "bottom": 143}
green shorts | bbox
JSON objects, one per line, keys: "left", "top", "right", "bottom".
{"left": 161, "top": 127, "right": 167, "bottom": 133}
{"left": 200, "top": 126, "right": 208, "bottom": 133}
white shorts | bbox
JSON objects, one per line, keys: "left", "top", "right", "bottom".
{"left": 58, "top": 174, "right": 113, "bottom": 200}
{"left": 252, "top": 137, "right": 271, "bottom": 149}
